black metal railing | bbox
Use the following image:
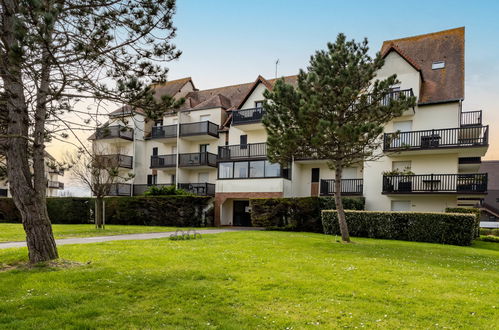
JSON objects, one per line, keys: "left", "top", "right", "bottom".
{"left": 178, "top": 183, "right": 215, "bottom": 196}
{"left": 151, "top": 125, "right": 177, "bottom": 139}
{"left": 232, "top": 107, "right": 265, "bottom": 125}
{"left": 150, "top": 154, "right": 176, "bottom": 168}
{"left": 320, "top": 179, "right": 363, "bottom": 196}
{"left": 96, "top": 154, "right": 133, "bottom": 169}
{"left": 374, "top": 88, "right": 414, "bottom": 106}
{"left": 179, "top": 121, "right": 219, "bottom": 137}
{"left": 382, "top": 173, "right": 488, "bottom": 194}
{"left": 47, "top": 180, "right": 63, "bottom": 189}
{"left": 459, "top": 157, "right": 481, "bottom": 165}
{"left": 95, "top": 125, "right": 134, "bottom": 140}
{"left": 132, "top": 183, "right": 174, "bottom": 196}
{"left": 461, "top": 111, "right": 482, "bottom": 127}
{"left": 218, "top": 143, "right": 267, "bottom": 160}
{"left": 0, "top": 188, "right": 7, "bottom": 197}
{"left": 179, "top": 152, "right": 217, "bottom": 167}
{"left": 383, "top": 126, "right": 489, "bottom": 151}
{"left": 106, "top": 183, "right": 132, "bottom": 196}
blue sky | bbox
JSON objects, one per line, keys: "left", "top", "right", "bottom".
{"left": 165, "top": 0, "right": 499, "bottom": 159}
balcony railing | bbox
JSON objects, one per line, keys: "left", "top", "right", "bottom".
{"left": 383, "top": 126, "right": 489, "bottom": 152}
{"left": 132, "top": 183, "right": 174, "bottom": 196}
{"left": 150, "top": 154, "right": 176, "bottom": 168}
{"left": 179, "top": 152, "right": 217, "bottom": 167}
{"left": 180, "top": 121, "right": 219, "bottom": 138}
{"left": 95, "top": 125, "right": 134, "bottom": 140}
{"left": 218, "top": 143, "right": 267, "bottom": 160}
{"left": 106, "top": 183, "right": 132, "bottom": 196}
{"left": 382, "top": 173, "right": 488, "bottom": 194}
{"left": 320, "top": 179, "right": 363, "bottom": 196}
{"left": 47, "top": 181, "right": 64, "bottom": 189}
{"left": 96, "top": 154, "right": 133, "bottom": 169}
{"left": 370, "top": 88, "right": 414, "bottom": 106}
{"left": 151, "top": 125, "right": 177, "bottom": 139}
{"left": 461, "top": 111, "right": 482, "bottom": 127}
{"left": 178, "top": 183, "right": 215, "bottom": 196}
{"left": 232, "top": 107, "right": 265, "bottom": 125}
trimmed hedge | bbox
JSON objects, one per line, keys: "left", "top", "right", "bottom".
{"left": 0, "top": 197, "right": 93, "bottom": 224}
{"left": 445, "top": 207, "right": 481, "bottom": 238}
{"left": 104, "top": 196, "right": 213, "bottom": 227}
{"left": 250, "top": 197, "right": 365, "bottom": 232}
{"left": 322, "top": 210, "right": 477, "bottom": 246}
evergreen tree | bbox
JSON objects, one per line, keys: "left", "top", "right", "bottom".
{"left": 263, "top": 34, "right": 416, "bottom": 242}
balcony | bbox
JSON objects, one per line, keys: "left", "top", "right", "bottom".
{"left": 178, "top": 183, "right": 215, "bottom": 196}
{"left": 232, "top": 107, "right": 265, "bottom": 128}
{"left": 107, "top": 183, "right": 132, "bottom": 196}
{"left": 95, "top": 125, "right": 134, "bottom": 141}
{"left": 132, "top": 183, "right": 174, "bottom": 196}
{"left": 150, "top": 124, "right": 177, "bottom": 141}
{"left": 383, "top": 126, "right": 489, "bottom": 152}
{"left": 179, "top": 121, "right": 219, "bottom": 140}
{"left": 218, "top": 143, "right": 267, "bottom": 161}
{"left": 320, "top": 179, "right": 363, "bottom": 196}
{"left": 179, "top": 152, "right": 217, "bottom": 168}
{"left": 461, "top": 111, "right": 482, "bottom": 127}
{"left": 96, "top": 154, "right": 133, "bottom": 169}
{"left": 370, "top": 88, "right": 415, "bottom": 107}
{"left": 382, "top": 173, "right": 488, "bottom": 194}
{"left": 47, "top": 181, "right": 64, "bottom": 189}
{"left": 150, "top": 154, "right": 176, "bottom": 168}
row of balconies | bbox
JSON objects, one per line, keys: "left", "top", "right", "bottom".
{"left": 319, "top": 173, "right": 488, "bottom": 196}
{"left": 107, "top": 182, "right": 216, "bottom": 197}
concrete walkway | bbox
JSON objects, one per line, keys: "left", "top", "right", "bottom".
{"left": 0, "top": 227, "right": 260, "bottom": 250}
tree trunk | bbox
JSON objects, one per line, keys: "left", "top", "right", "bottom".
{"left": 95, "top": 197, "right": 104, "bottom": 229}
{"left": 334, "top": 166, "right": 350, "bottom": 242}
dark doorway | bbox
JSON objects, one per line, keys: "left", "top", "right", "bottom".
{"left": 233, "top": 200, "right": 251, "bottom": 226}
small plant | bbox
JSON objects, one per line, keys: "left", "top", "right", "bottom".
{"left": 382, "top": 166, "right": 415, "bottom": 176}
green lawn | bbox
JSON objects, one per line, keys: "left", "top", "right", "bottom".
{"left": 0, "top": 231, "right": 498, "bottom": 329}
{"left": 0, "top": 224, "right": 210, "bottom": 242}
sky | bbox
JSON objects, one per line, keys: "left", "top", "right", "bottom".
{"left": 47, "top": 0, "right": 499, "bottom": 194}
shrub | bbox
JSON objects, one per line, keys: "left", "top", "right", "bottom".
{"left": 322, "top": 210, "right": 477, "bottom": 246}
{"left": 445, "top": 207, "right": 481, "bottom": 238}
{"left": 480, "top": 228, "right": 499, "bottom": 237}
{"left": 144, "top": 185, "right": 192, "bottom": 196}
{"left": 104, "top": 196, "right": 213, "bottom": 227}
{"left": 250, "top": 197, "right": 365, "bottom": 232}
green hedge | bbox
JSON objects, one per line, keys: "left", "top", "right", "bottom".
{"left": 322, "top": 210, "right": 477, "bottom": 246}
{"left": 250, "top": 197, "right": 365, "bottom": 232}
{"left": 445, "top": 207, "right": 481, "bottom": 238}
{"left": 104, "top": 196, "right": 213, "bottom": 227}
{"left": 0, "top": 197, "right": 94, "bottom": 224}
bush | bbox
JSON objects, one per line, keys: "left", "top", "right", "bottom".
{"left": 445, "top": 207, "right": 481, "bottom": 238}
{"left": 144, "top": 185, "right": 192, "bottom": 196}
{"left": 104, "top": 196, "right": 213, "bottom": 227}
{"left": 322, "top": 210, "right": 477, "bottom": 246}
{"left": 250, "top": 197, "right": 365, "bottom": 232}
{"left": 480, "top": 228, "right": 499, "bottom": 237}
{"left": 0, "top": 197, "right": 93, "bottom": 224}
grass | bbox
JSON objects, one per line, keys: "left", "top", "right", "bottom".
{"left": 0, "top": 224, "right": 212, "bottom": 243}
{"left": 0, "top": 231, "right": 498, "bottom": 329}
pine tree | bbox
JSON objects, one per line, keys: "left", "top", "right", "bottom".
{"left": 263, "top": 34, "right": 416, "bottom": 242}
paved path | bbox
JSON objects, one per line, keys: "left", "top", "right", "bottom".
{"left": 0, "top": 228, "right": 260, "bottom": 250}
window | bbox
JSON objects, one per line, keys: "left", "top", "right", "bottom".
{"left": 152, "top": 147, "right": 158, "bottom": 156}
{"left": 171, "top": 174, "right": 176, "bottom": 184}
{"left": 154, "top": 120, "right": 163, "bottom": 127}
{"left": 265, "top": 161, "right": 281, "bottom": 177}
{"left": 240, "top": 135, "right": 247, "bottom": 146}
{"left": 147, "top": 174, "right": 157, "bottom": 185}
{"left": 234, "top": 162, "right": 248, "bottom": 178}
{"left": 200, "top": 114, "right": 210, "bottom": 121}
{"left": 199, "top": 144, "right": 209, "bottom": 153}
{"left": 250, "top": 161, "right": 265, "bottom": 177}
{"left": 432, "top": 61, "right": 445, "bottom": 70}
{"left": 391, "top": 200, "right": 410, "bottom": 211}
{"left": 496, "top": 198, "right": 499, "bottom": 203}
{"left": 255, "top": 101, "right": 264, "bottom": 109}
{"left": 219, "top": 163, "right": 233, "bottom": 179}
{"left": 311, "top": 168, "right": 320, "bottom": 183}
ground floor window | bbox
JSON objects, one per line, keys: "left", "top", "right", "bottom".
{"left": 218, "top": 160, "right": 290, "bottom": 179}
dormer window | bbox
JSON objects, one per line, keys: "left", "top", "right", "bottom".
{"left": 432, "top": 61, "right": 445, "bottom": 70}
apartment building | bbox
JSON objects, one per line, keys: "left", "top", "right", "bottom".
{"left": 0, "top": 152, "right": 65, "bottom": 197}
{"left": 92, "top": 27, "right": 489, "bottom": 226}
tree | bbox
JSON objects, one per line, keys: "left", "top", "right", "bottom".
{"left": 68, "top": 146, "right": 133, "bottom": 228}
{"left": 263, "top": 34, "right": 416, "bottom": 242}
{"left": 0, "top": 0, "right": 182, "bottom": 262}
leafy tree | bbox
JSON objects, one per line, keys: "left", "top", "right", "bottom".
{"left": 0, "top": 0, "right": 182, "bottom": 262}
{"left": 263, "top": 34, "right": 416, "bottom": 242}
